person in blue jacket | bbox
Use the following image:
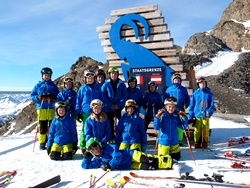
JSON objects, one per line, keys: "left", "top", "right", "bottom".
{"left": 101, "top": 67, "right": 128, "bottom": 140}
{"left": 164, "top": 73, "right": 190, "bottom": 146}
{"left": 154, "top": 97, "right": 188, "bottom": 161}
{"left": 81, "top": 137, "right": 175, "bottom": 170}
{"left": 188, "top": 77, "right": 215, "bottom": 149}
{"left": 115, "top": 99, "right": 147, "bottom": 152}
{"left": 57, "top": 75, "right": 77, "bottom": 118}
{"left": 95, "top": 69, "right": 106, "bottom": 87}
{"left": 127, "top": 76, "right": 144, "bottom": 114}
{"left": 30, "top": 67, "right": 59, "bottom": 150}
{"left": 75, "top": 69, "right": 102, "bottom": 154}
{"left": 84, "top": 99, "right": 111, "bottom": 148}
{"left": 143, "top": 81, "right": 163, "bottom": 131}
{"left": 46, "top": 101, "right": 78, "bottom": 160}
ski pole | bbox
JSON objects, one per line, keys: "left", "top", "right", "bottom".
{"left": 32, "top": 126, "right": 39, "bottom": 152}
{"left": 89, "top": 169, "right": 110, "bottom": 188}
{"left": 153, "top": 130, "right": 159, "bottom": 155}
{"left": 182, "top": 124, "right": 196, "bottom": 165}
{"left": 89, "top": 174, "right": 93, "bottom": 187}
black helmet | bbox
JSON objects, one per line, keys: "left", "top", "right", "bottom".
{"left": 41, "top": 67, "right": 53, "bottom": 75}
{"left": 128, "top": 76, "right": 137, "bottom": 84}
{"left": 96, "top": 69, "right": 106, "bottom": 79}
{"left": 148, "top": 81, "right": 157, "bottom": 87}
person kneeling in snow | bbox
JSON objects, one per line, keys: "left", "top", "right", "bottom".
{"left": 81, "top": 137, "right": 177, "bottom": 171}
{"left": 46, "top": 101, "right": 78, "bottom": 160}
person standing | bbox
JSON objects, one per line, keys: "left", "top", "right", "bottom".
{"left": 30, "top": 67, "right": 59, "bottom": 150}
{"left": 143, "top": 81, "right": 163, "bottom": 131}
{"left": 101, "top": 67, "right": 128, "bottom": 140}
{"left": 57, "top": 75, "right": 77, "bottom": 118}
{"left": 127, "top": 76, "right": 144, "bottom": 114}
{"left": 164, "top": 73, "right": 190, "bottom": 146}
{"left": 75, "top": 69, "right": 102, "bottom": 154}
{"left": 95, "top": 69, "right": 106, "bottom": 87}
{"left": 154, "top": 97, "right": 188, "bottom": 161}
{"left": 188, "top": 77, "right": 215, "bottom": 149}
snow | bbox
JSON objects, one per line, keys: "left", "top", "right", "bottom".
{"left": 1, "top": 116, "right": 250, "bottom": 188}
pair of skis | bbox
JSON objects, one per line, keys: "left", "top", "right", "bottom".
{"left": 215, "top": 151, "right": 250, "bottom": 163}
{"left": 227, "top": 136, "right": 249, "bottom": 146}
{"left": 122, "top": 172, "right": 250, "bottom": 188}
{"left": 29, "top": 175, "right": 61, "bottom": 188}
{"left": 0, "top": 170, "right": 17, "bottom": 187}
{"left": 209, "top": 161, "right": 250, "bottom": 172}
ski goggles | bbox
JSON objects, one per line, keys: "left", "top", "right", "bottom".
{"left": 64, "top": 77, "right": 73, "bottom": 82}
{"left": 125, "top": 100, "right": 136, "bottom": 107}
{"left": 85, "top": 73, "right": 95, "bottom": 78}
{"left": 41, "top": 69, "right": 52, "bottom": 75}
{"left": 55, "top": 101, "right": 66, "bottom": 108}
{"left": 164, "top": 97, "right": 177, "bottom": 105}
{"left": 91, "top": 103, "right": 102, "bottom": 108}
{"left": 108, "top": 67, "right": 119, "bottom": 73}
{"left": 173, "top": 73, "right": 182, "bottom": 79}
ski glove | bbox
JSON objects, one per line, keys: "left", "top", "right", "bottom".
{"left": 101, "top": 163, "right": 111, "bottom": 171}
{"left": 188, "top": 118, "right": 196, "bottom": 127}
{"left": 47, "top": 146, "right": 51, "bottom": 155}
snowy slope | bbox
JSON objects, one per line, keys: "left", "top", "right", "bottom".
{"left": 1, "top": 116, "right": 250, "bottom": 188}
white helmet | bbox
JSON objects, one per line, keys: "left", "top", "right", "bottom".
{"left": 164, "top": 97, "right": 177, "bottom": 106}
{"left": 90, "top": 99, "right": 103, "bottom": 108}
{"left": 84, "top": 69, "right": 95, "bottom": 77}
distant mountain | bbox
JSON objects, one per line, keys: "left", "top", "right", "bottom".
{"left": 0, "top": 93, "right": 31, "bottom": 128}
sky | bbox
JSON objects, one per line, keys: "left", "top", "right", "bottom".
{"left": 0, "top": 0, "right": 233, "bottom": 91}
{"left": 1, "top": 116, "right": 250, "bottom": 188}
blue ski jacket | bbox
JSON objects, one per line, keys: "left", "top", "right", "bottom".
{"left": 188, "top": 87, "right": 215, "bottom": 119}
{"left": 127, "top": 87, "right": 144, "bottom": 108}
{"left": 84, "top": 112, "right": 112, "bottom": 144}
{"left": 30, "top": 80, "right": 59, "bottom": 110}
{"left": 81, "top": 144, "right": 133, "bottom": 170}
{"left": 101, "top": 79, "right": 128, "bottom": 112}
{"left": 154, "top": 111, "right": 188, "bottom": 146}
{"left": 57, "top": 88, "right": 77, "bottom": 116}
{"left": 164, "top": 83, "right": 190, "bottom": 111}
{"left": 115, "top": 113, "right": 147, "bottom": 149}
{"left": 143, "top": 91, "right": 163, "bottom": 116}
{"left": 75, "top": 82, "right": 102, "bottom": 114}
{"left": 46, "top": 114, "right": 78, "bottom": 147}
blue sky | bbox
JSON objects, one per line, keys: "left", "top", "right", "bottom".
{"left": 0, "top": 0, "right": 232, "bottom": 91}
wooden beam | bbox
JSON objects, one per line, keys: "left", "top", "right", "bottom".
{"left": 103, "top": 40, "right": 173, "bottom": 53}
{"left": 111, "top": 4, "right": 158, "bottom": 16}
{"left": 105, "top": 10, "right": 162, "bottom": 24}
{"left": 96, "top": 17, "right": 165, "bottom": 32}
{"left": 98, "top": 25, "right": 168, "bottom": 39}
{"left": 101, "top": 33, "right": 171, "bottom": 46}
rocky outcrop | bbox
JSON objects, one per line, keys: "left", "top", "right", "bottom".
{"left": 211, "top": 0, "right": 250, "bottom": 51}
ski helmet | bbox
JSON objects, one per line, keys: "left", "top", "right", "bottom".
{"left": 196, "top": 77, "right": 207, "bottom": 88}
{"left": 164, "top": 97, "right": 177, "bottom": 106}
{"left": 90, "top": 99, "right": 103, "bottom": 109}
{"left": 84, "top": 69, "right": 95, "bottom": 77}
{"left": 172, "top": 73, "right": 182, "bottom": 82}
{"left": 245, "top": 149, "right": 250, "bottom": 156}
{"left": 41, "top": 67, "right": 53, "bottom": 75}
{"left": 96, "top": 69, "right": 106, "bottom": 77}
{"left": 86, "top": 137, "right": 101, "bottom": 151}
{"left": 128, "top": 76, "right": 137, "bottom": 84}
{"left": 147, "top": 80, "right": 158, "bottom": 90}
{"left": 54, "top": 101, "right": 66, "bottom": 116}
{"left": 64, "top": 75, "right": 73, "bottom": 83}
{"left": 108, "top": 67, "right": 119, "bottom": 74}
{"left": 125, "top": 99, "right": 137, "bottom": 108}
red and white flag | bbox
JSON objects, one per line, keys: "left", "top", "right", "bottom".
{"left": 136, "top": 75, "right": 144, "bottom": 85}
{"left": 151, "top": 75, "right": 162, "bottom": 84}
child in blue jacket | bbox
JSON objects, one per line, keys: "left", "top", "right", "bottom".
{"left": 84, "top": 99, "right": 112, "bottom": 147}
{"left": 115, "top": 99, "right": 147, "bottom": 152}
{"left": 57, "top": 75, "right": 77, "bottom": 118}
{"left": 46, "top": 101, "right": 78, "bottom": 160}
{"left": 154, "top": 97, "right": 188, "bottom": 161}
{"left": 81, "top": 138, "right": 175, "bottom": 170}
{"left": 143, "top": 81, "right": 163, "bottom": 131}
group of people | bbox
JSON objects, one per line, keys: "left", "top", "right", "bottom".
{"left": 30, "top": 66, "right": 215, "bottom": 171}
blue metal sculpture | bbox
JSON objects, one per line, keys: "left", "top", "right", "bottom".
{"left": 109, "top": 13, "right": 174, "bottom": 86}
